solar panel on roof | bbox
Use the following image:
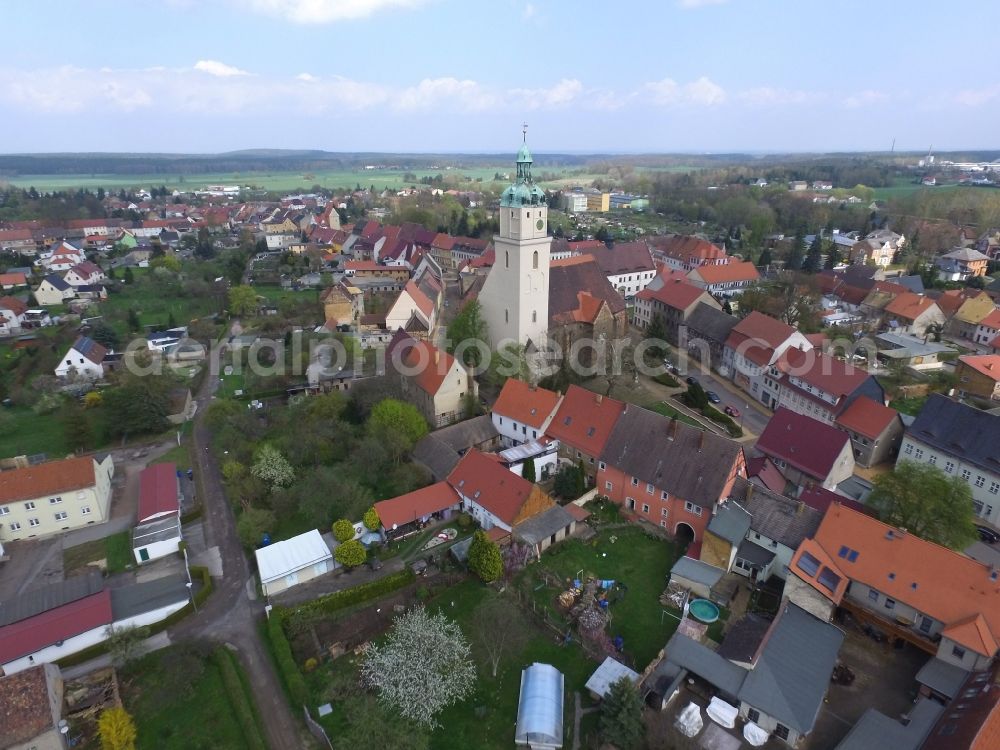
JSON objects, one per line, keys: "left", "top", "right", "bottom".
{"left": 796, "top": 551, "right": 820, "bottom": 577}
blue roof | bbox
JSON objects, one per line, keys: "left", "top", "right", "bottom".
{"left": 73, "top": 336, "right": 106, "bottom": 362}
{"left": 43, "top": 274, "right": 70, "bottom": 290}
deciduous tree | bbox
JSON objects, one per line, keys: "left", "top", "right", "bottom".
{"left": 250, "top": 444, "right": 295, "bottom": 492}
{"left": 447, "top": 299, "right": 488, "bottom": 368}
{"left": 332, "top": 518, "right": 355, "bottom": 543}
{"left": 97, "top": 706, "right": 137, "bottom": 750}
{"left": 106, "top": 624, "right": 150, "bottom": 667}
{"left": 236, "top": 507, "right": 275, "bottom": 547}
{"left": 470, "top": 594, "right": 528, "bottom": 677}
{"left": 368, "top": 398, "right": 428, "bottom": 457}
{"left": 228, "top": 285, "right": 258, "bottom": 317}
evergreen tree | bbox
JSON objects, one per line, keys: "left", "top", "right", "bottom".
{"left": 123, "top": 267, "right": 134, "bottom": 284}
{"left": 803, "top": 234, "right": 823, "bottom": 273}
{"left": 824, "top": 245, "right": 841, "bottom": 270}
{"left": 786, "top": 232, "right": 805, "bottom": 271}
{"left": 127, "top": 308, "right": 141, "bottom": 332}
{"left": 758, "top": 247, "right": 773, "bottom": 267}
{"left": 468, "top": 530, "right": 502, "bottom": 582}
{"left": 599, "top": 677, "right": 644, "bottom": 750}
{"left": 522, "top": 457, "right": 536, "bottom": 483}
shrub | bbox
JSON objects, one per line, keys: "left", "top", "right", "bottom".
{"left": 303, "top": 657, "right": 318, "bottom": 673}
{"left": 213, "top": 648, "right": 266, "bottom": 750}
{"left": 455, "top": 513, "right": 473, "bottom": 530}
{"left": 335, "top": 539, "right": 366, "bottom": 568}
{"left": 468, "top": 530, "right": 502, "bottom": 583}
{"left": 280, "top": 569, "right": 415, "bottom": 623}
{"left": 653, "top": 373, "right": 680, "bottom": 388}
{"left": 332, "top": 518, "right": 355, "bottom": 543}
{"left": 265, "top": 612, "right": 310, "bottom": 707}
{"left": 362, "top": 506, "right": 380, "bottom": 530}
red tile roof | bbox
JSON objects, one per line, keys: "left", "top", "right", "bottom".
{"left": 724, "top": 312, "right": 800, "bottom": 366}
{"left": 431, "top": 233, "right": 456, "bottom": 251}
{"left": 0, "top": 665, "right": 59, "bottom": 746}
{"left": 649, "top": 235, "right": 728, "bottom": 264}
{"left": 834, "top": 396, "right": 899, "bottom": 439}
{"left": 636, "top": 276, "right": 707, "bottom": 312}
{"left": 0, "top": 456, "right": 96, "bottom": 506}
{"left": 978, "top": 309, "right": 1000, "bottom": 331}
{"left": 0, "top": 296, "right": 28, "bottom": 316}
{"left": 958, "top": 354, "right": 1000, "bottom": 382}
{"left": 885, "top": 292, "right": 938, "bottom": 321}
{"left": 745, "top": 456, "right": 786, "bottom": 493}
{"left": 756, "top": 407, "right": 850, "bottom": 481}
{"left": 545, "top": 385, "right": 625, "bottom": 457}
{"left": 777, "top": 347, "right": 872, "bottom": 403}
{"left": 374, "top": 481, "right": 460, "bottom": 529}
{"left": 137, "top": 463, "right": 180, "bottom": 523}
{"left": 447, "top": 450, "right": 534, "bottom": 526}
{"left": 796, "top": 504, "right": 1000, "bottom": 656}
{"left": 798, "top": 486, "right": 867, "bottom": 515}
{"left": 0, "top": 272, "right": 28, "bottom": 286}
{"left": 492, "top": 379, "right": 562, "bottom": 429}
{"left": 389, "top": 333, "right": 460, "bottom": 397}
{"left": 0, "top": 590, "right": 113, "bottom": 663}
{"left": 689, "top": 260, "right": 759, "bottom": 284}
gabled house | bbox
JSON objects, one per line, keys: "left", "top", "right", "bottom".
{"left": 755, "top": 408, "right": 855, "bottom": 493}
{"left": 834, "top": 395, "right": 904, "bottom": 467}
{"left": 955, "top": 354, "right": 1000, "bottom": 402}
{"left": 973, "top": 308, "right": 1000, "bottom": 347}
{"left": 648, "top": 235, "right": 731, "bottom": 272}
{"left": 898, "top": 394, "right": 1000, "bottom": 526}
{"left": 774, "top": 347, "right": 885, "bottom": 424}
{"left": 255, "top": 529, "right": 335, "bottom": 597}
{"left": 38, "top": 241, "right": 84, "bottom": 272}
{"left": 683, "top": 301, "right": 738, "bottom": 371}
{"left": 722, "top": 312, "right": 813, "bottom": 409}
{"left": 935, "top": 289, "right": 995, "bottom": 341}
{"left": 548, "top": 256, "right": 628, "bottom": 365}
{"left": 375, "top": 481, "right": 463, "bottom": 540}
{"left": 33, "top": 274, "right": 75, "bottom": 306}
{"left": 579, "top": 241, "right": 656, "bottom": 301}
{"left": 786, "top": 504, "right": 1000, "bottom": 671}
{"left": 545, "top": 385, "right": 626, "bottom": 486}
{"left": 0, "top": 296, "right": 27, "bottom": 336}
{"left": 0, "top": 271, "right": 28, "bottom": 290}
{"left": 936, "top": 246, "right": 990, "bottom": 282}
{"left": 491, "top": 378, "right": 562, "bottom": 447}
{"left": 54, "top": 336, "right": 108, "bottom": 380}
{"left": 883, "top": 293, "right": 946, "bottom": 337}
{"left": 0, "top": 663, "right": 65, "bottom": 749}
{"left": 632, "top": 272, "right": 721, "bottom": 345}
{"left": 447, "top": 449, "right": 555, "bottom": 534}
{"left": 133, "top": 463, "right": 183, "bottom": 565}
{"left": 384, "top": 272, "right": 441, "bottom": 336}
{"left": 686, "top": 260, "right": 760, "bottom": 298}
{"left": 63, "top": 261, "right": 105, "bottom": 288}
{"left": 598, "top": 407, "right": 745, "bottom": 544}
{"left": 387, "top": 331, "right": 477, "bottom": 428}
{"left": 320, "top": 281, "right": 364, "bottom": 328}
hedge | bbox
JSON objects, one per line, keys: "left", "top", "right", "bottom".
{"left": 213, "top": 647, "right": 267, "bottom": 750}
{"left": 653, "top": 372, "right": 681, "bottom": 388}
{"left": 264, "top": 611, "right": 310, "bottom": 707}
{"left": 279, "top": 568, "right": 415, "bottom": 622}
{"left": 699, "top": 404, "right": 743, "bottom": 437}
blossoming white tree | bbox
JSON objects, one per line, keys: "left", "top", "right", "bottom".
{"left": 361, "top": 606, "right": 476, "bottom": 727}
{"left": 250, "top": 443, "right": 294, "bottom": 492}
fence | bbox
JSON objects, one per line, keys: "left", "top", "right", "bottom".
{"left": 303, "top": 706, "right": 334, "bottom": 750}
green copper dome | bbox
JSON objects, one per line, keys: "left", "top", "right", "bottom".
{"left": 501, "top": 136, "right": 545, "bottom": 207}
{"left": 516, "top": 143, "right": 533, "bottom": 163}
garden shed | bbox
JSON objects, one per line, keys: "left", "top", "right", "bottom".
{"left": 255, "top": 529, "right": 334, "bottom": 597}
{"left": 585, "top": 656, "right": 640, "bottom": 700}
{"left": 515, "top": 662, "right": 564, "bottom": 749}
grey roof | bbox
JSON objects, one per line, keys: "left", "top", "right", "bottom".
{"left": 411, "top": 434, "right": 461, "bottom": 481}
{"left": 730, "top": 477, "right": 822, "bottom": 550}
{"left": 717, "top": 613, "right": 772, "bottom": 664}
{"left": 670, "top": 556, "right": 726, "bottom": 589}
{"left": 738, "top": 602, "right": 845, "bottom": 735}
{"left": 109, "top": 574, "right": 190, "bottom": 621}
{"left": 707, "top": 501, "right": 752, "bottom": 546}
{"left": 0, "top": 570, "right": 103, "bottom": 627}
{"left": 515, "top": 663, "right": 564, "bottom": 748}
{"left": 514, "top": 504, "right": 576, "bottom": 546}
{"left": 895, "top": 274, "right": 925, "bottom": 293}
{"left": 41, "top": 274, "right": 70, "bottom": 290}
{"left": 915, "top": 657, "right": 970, "bottom": 700}
{"left": 600, "top": 406, "right": 744, "bottom": 508}
{"left": 685, "top": 302, "right": 738, "bottom": 343}
{"left": 735, "top": 538, "right": 776, "bottom": 567}
{"left": 133, "top": 515, "right": 182, "bottom": 547}
{"left": 663, "top": 633, "right": 748, "bottom": 698}
{"left": 585, "top": 656, "right": 641, "bottom": 699}
{"left": 835, "top": 697, "right": 943, "bottom": 750}
{"left": 430, "top": 414, "right": 498, "bottom": 452}
{"left": 875, "top": 332, "right": 955, "bottom": 357}
{"left": 907, "top": 394, "right": 1000, "bottom": 476}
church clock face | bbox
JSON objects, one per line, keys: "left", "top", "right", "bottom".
{"left": 536, "top": 218, "right": 545, "bottom": 231}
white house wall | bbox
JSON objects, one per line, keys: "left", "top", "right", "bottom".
{"left": 1, "top": 625, "right": 108, "bottom": 675}
{"left": 133, "top": 536, "right": 182, "bottom": 565}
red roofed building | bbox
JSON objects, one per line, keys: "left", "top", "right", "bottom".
{"left": 633, "top": 271, "right": 721, "bottom": 344}
{"left": 956, "top": 354, "right": 1000, "bottom": 401}
{"left": 491, "top": 378, "right": 562, "bottom": 447}
{"left": 785, "top": 503, "right": 1000, "bottom": 670}
{"left": 755, "top": 408, "right": 855, "bottom": 493}
{"left": 546, "top": 385, "right": 626, "bottom": 486}
{"left": 137, "top": 463, "right": 181, "bottom": 523}
{"left": 63, "top": 260, "right": 105, "bottom": 288}
{"left": 974, "top": 308, "right": 1000, "bottom": 347}
{"left": 374, "top": 481, "right": 461, "bottom": 538}
{"left": 447, "top": 450, "right": 555, "bottom": 532}
{"left": 686, "top": 260, "right": 760, "bottom": 298}
{"left": 0, "top": 271, "right": 28, "bottom": 290}
{"left": 723, "top": 312, "right": 814, "bottom": 409}
{"left": 833, "top": 395, "right": 904, "bottom": 467}
{"left": 884, "top": 293, "right": 947, "bottom": 337}
{"left": 0, "top": 664, "right": 66, "bottom": 748}
{"left": 647, "top": 235, "right": 731, "bottom": 272}
{"left": 774, "top": 347, "right": 885, "bottom": 424}
{"left": 387, "top": 331, "right": 477, "bottom": 427}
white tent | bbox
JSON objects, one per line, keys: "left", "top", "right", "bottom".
{"left": 743, "top": 721, "right": 769, "bottom": 746}
{"left": 675, "top": 702, "right": 703, "bottom": 738}
{"left": 706, "top": 696, "right": 739, "bottom": 729}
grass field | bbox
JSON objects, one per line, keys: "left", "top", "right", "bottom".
{"left": 872, "top": 176, "right": 983, "bottom": 199}
{"left": 0, "top": 404, "right": 69, "bottom": 459}
{"left": 100, "top": 269, "right": 220, "bottom": 336}
{"left": 63, "top": 530, "right": 133, "bottom": 575}
{"left": 2, "top": 166, "right": 606, "bottom": 193}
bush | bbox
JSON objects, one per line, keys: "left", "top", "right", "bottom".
{"left": 455, "top": 513, "right": 473, "bottom": 530}
{"left": 213, "top": 648, "right": 267, "bottom": 750}
{"left": 332, "top": 518, "right": 355, "bottom": 543}
{"left": 363, "top": 506, "right": 380, "bottom": 530}
{"left": 468, "top": 530, "right": 502, "bottom": 583}
{"left": 280, "top": 569, "right": 415, "bottom": 623}
{"left": 653, "top": 372, "right": 680, "bottom": 388}
{"left": 265, "top": 612, "right": 310, "bottom": 707}
{"left": 335, "top": 539, "right": 366, "bottom": 568}
{"left": 303, "top": 657, "right": 318, "bottom": 673}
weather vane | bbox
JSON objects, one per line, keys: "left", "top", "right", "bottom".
{"left": 522, "top": 122, "right": 528, "bottom": 142}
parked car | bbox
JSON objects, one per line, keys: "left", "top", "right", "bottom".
{"left": 685, "top": 376, "right": 698, "bottom": 386}
{"left": 706, "top": 391, "right": 721, "bottom": 404}
{"left": 975, "top": 524, "right": 1000, "bottom": 544}
{"left": 724, "top": 405, "right": 741, "bottom": 418}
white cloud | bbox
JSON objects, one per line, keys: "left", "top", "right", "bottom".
{"left": 244, "top": 0, "right": 427, "bottom": 24}
{"left": 508, "top": 79, "right": 583, "bottom": 109}
{"left": 644, "top": 76, "right": 726, "bottom": 106}
{"left": 677, "top": 0, "right": 729, "bottom": 8}
{"left": 686, "top": 76, "right": 726, "bottom": 105}
{"left": 193, "top": 59, "right": 249, "bottom": 77}
{"left": 297, "top": 72, "right": 318, "bottom": 82}
{"left": 396, "top": 77, "right": 498, "bottom": 112}
{"left": 843, "top": 89, "right": 887, "bottom": 108}
{"left": 738, "top": 87, "right": 818, "bottom": 106}
{"left": 954, "top": 85, "right": 1000, "bottom": 107}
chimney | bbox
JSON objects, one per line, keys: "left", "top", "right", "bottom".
{"left": 595, "top": 394, "right": 603, "bottom": 404}
{"left": 434, "top": 349, "right": 440, "bottom": 366}
{"left": 698, "top": 431, "right": 705, "bottom": 452}
{"left": 668, "top": 417, "right": 678, "bottom": 441}
{"left": 744, "top": 481, "right": 753, "bottom": 504}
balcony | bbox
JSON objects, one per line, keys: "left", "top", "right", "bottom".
{"left": 840, "top": 598, "right": 938, "bottom": 655}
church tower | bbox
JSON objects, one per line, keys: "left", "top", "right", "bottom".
{"left": 478, "top": 128, "right": 551, "bottom": 350}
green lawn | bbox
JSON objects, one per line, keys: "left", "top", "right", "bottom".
{"left": 0, "top": 404, "right": 69, "bottom": 459}
{"left": 119, "top": 644, "right": 264, "bottom": 749}
{"left": 252, "top": 284, "right": 322, "bottom": 306}
{"left": 889, "top": 395, "right": 928, "bottom": 416}
{"left": 646, "top": 400, "right": 701, "bottom": 428}
{"left": 100, "top": 269, "right": 219, "bottom": 336}
{"left": 157, "top": 439, "right": 192, "bottom": 472}
{"left": 63, "top": 531, "right": 133, "bottom": 575}
{"left": 518, "top": 527, "right": 681, "bottom": 668}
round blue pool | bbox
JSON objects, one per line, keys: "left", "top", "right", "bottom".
{"left": 689, "top": 598, "right": 720, "bottom": 624}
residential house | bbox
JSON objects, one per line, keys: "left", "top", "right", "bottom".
{"left": 492, "top": 378, "right": 562, "bottom": 447}
{"left": 255, "top": 529, "right": 334, "bottom": 597}
{"left": 447, "top": 449, "right": 555, "bottom": 535}
{"left": 430, "top": 233, "right": 456, "bottom": 269}
{"left": 579, "top": 241, "right": 656, "bottom": 301}
{"left": 848, "top": 229, "right": 905, "bottom": 267}
{"left": 545, "top": 385, "right": 626, "bottom": 487}
{"left": 936, "top": 247, "right": 990, "bottom": 282}
{"left": 320, "top": 281, "right": 364, "bottom": 328}
{"left": 0, "top": 272, "right": 28, "bottom": 290}
{"left": 0, "top": 455, "right": 115, "bottom": 543}
{"left": 974, "top": 308, "right": 1000, "bottom": 347}
{"left": 773, "top": 347, "right": 885, "bottom": 424}
{"left": 686, "top": 261, "right": 760, "bottom": 298}
{"left": 632, "top": 272, "right": 721, "bottom": 345}
{"left": 342, "top": 260, "right": 410, "bottom": 283}
{"left": 409, "top": 415, "right": 500, "bottom": 481}
{"left": 883, "top": 293, "right": 946, "bottom": 337}
{"left": 0, "top": 296, "right": 27, "bottom": 336}
{"left": 33, "top": 274, "right": 74, "bottom": 306}
{"left": 598, "top": 407, "right": 745, "bottom": 544}
{"left": 54, "top": 336, "right": 108, "bottom": 380}
{"left": 38, "top": 241, "right": 84, "bottom": 272}
{"left": 0, "top": 664, "right": 65, "bottom": 750}
{"left": 722, "top": 312, "right": 813, "bottom": 409}
{"left": 858, "top": 280, "right": 910, "bottom": 320}
{"left": 683, "top": 302, "right": 738, "bottom": 371}
{"left": 918, "top": 663, "right": 1000, "bottom": 750}
{"left": 755, "top": 408, "right": 856, "bottom": 493}
{"left": 875, "top": 331, "right": 956, "bottom": 370}
{"left": 788, "top": 180, "right": 809, "bottom": 191}
{"left": 939, "top": 290, "right": 996, "bottom": 341}
{"left": 898, "top": 394, "right": 1000, "bottom": 525}
{"left": 62, "top": 261, "right": 105, "bottom": 288}
{"left": 786, "top": 504, "right": 1000, "bottom": 670}
{"left": 132, "top": 463, "right": 183, "bottom": 565}
{"left": 375, "top": 482, "right": 463, "bottom": 539}
{"left": 834, "top": 395, "right": 904, "bottom": 467}
{"left": 451, "top": 237, "right": 491, "bottom": 269}
{"left": 387, "top": 331, "right": 477, "bottom": 428}
{"left": 384, "top": 273, "right": 441, "bottom": 336}
{"left": 745, "top": 456, "right": 787, "bottom": 494}
{"left": 647, "top": 235, "right": 731, "bottom": 273}
{"left": 955, "top": 355, "right": 1000, "bottom": 401}
{"left": 548, "top": 256, "right": 628, "bottom": 366}
{"left": 0, "top": 228, "right": 38, "bottom": 255}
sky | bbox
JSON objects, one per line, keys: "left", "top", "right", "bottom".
{"left": 2, "top": 0, "right": 999, "bottom": 154}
